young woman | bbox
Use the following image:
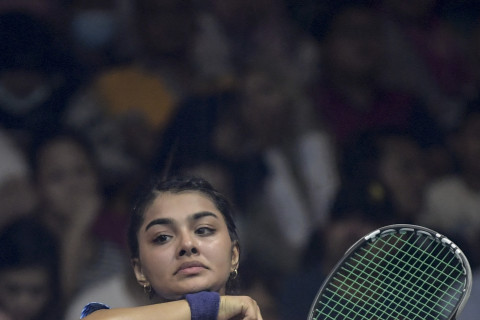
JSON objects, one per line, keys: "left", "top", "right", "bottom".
{"left": 82, "top": 176, "right": 263, "bottom": 319}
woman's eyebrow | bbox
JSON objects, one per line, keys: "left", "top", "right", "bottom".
{"left": 144, "top": 212, "right": 218, "bottom": 231}
{"left": 191, "top": 211, "right": 219, "bottom": 221}
{"left": 145, "top": 218, "right": 174, "bottom": 231}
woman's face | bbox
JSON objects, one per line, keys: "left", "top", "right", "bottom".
{"left": 132, "top": 191, "right": 239, "bottom": 301}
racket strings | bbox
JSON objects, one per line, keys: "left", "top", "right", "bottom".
{"left": 370, "top": 234, "right": 462, "bottom": 318}
{"left": 318, "top": 248, "right": 446, "bottom": 318}
{"left": 352, "top": 234, "right": 462, "bottom": 319}
{"left": 349, "top": 234, "right": 443, "bottom": 318}
{"left": 392, "top": 235, "right": 464, "bottom": 317}
{"left": 321, "top": 233, "right": 409, "bottom": 319}
{"left": 340, "top": 234, "right": 460, "bottom": 318}
{"left": 313, "top": 231, "right": 466, "bottom": 320}
{"left": 322, "top": 233, "right": 426, "bottom": 319}
{"left": 315, "top": 233, "right": 408, "bottom": 319}
{"left": 379, "top": 236, "right": 461, "bottom": 310}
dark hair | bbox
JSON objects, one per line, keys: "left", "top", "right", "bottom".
{"left": 128, "top": 175, "right": 240, "bottom": 259}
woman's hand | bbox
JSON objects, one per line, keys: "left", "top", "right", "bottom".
{"left": 218, "top": 296, "right": 263, "bottom": 320}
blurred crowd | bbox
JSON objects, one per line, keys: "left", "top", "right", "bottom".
{"left": 0, "top": 0, "right": 480, "bottom": 319}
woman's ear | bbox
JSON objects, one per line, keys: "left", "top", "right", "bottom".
{"left": 230, "top": 241, "right": 240, "bottom": 272}
{"left": 132, "top": 258, "right": 148, "bottom": 286}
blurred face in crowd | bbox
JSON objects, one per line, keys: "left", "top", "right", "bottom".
{"left": 36, "top": 137, "right": 99, "bottom": 222}
{"left": 0, "top": 267, "right": 51, "bottom": 320}
{"left": 377, "top": 137, "right": 427, "bottom": 219}
{"left": 239, "top": 69, "right": 293, "bottom": 146}
{"left": 132, "top": 191, "right": 239, "bottom": 301}
{"left": 324, "top": 6, "right": 384, "bottom": 83}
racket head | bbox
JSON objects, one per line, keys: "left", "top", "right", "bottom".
{"left": 307, "top": 224, "right": 472, "bottom": 320}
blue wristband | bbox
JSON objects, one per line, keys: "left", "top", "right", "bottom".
{"left": 185, "top": 291, "right": 220, "bottom": 320}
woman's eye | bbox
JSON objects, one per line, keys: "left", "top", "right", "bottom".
{"left": 196, "top": 227, "right": 215, "bottom": 236}
{"left": 153, "top": 234, "right": 172, "bottom": 244}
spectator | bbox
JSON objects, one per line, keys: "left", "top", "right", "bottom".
{"left": 337, "top": 127, "right": 428, "bottom": 224}
{"left": 309, "top": 1, "right": 435, "bottom": 148}
{"left": 204, "top": 0, "right": 321, "bottom": 87}
{"left": 379, "top": 0, "right": 474, "bottom": 131}
{"left": 77, "top": 176, "right": 263, "bottom": 319}
{"left": 29, "top": 130, "right": 127, "bottom": 303}
{"left": 65, "top": 158, "right": 236, "bottom": 320}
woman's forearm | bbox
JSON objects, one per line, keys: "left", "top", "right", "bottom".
{"left": 80, "top": 295, "right": 263, "bottom": 320}
{"left": 82, "top": 300, "right": 191, "bottom": 320}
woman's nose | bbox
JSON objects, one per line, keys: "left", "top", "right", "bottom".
{"left": 178, "top": 232, "right": 198, "bottom": 257}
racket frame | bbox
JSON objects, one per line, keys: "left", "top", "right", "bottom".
{"left": 307, "top": 224, "right": 472, "bottom": 320}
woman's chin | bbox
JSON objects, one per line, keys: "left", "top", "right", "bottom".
{"left": 159, "top": 285, "right": 215, "bottom": 301}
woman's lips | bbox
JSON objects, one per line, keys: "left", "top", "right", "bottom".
{"left": 175, "top": 261, "right": 207, "bottom": 275}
